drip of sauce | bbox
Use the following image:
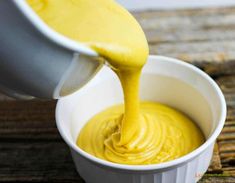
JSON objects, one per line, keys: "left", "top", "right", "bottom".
{"left": 28, "top": 0, "right": 204, "bottom": 165}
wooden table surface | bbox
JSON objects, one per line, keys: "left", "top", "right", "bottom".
{"left": 1, "top": 7, "right": 235, "bottom": 183}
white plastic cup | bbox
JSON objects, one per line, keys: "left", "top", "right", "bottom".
{"left": 56, "top": 56, "right": 226, "bottom": 183}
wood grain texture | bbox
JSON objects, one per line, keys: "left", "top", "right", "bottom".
{"left": 0, "top": 100, "right": 58, "bottom": 141}
{"left": 208, "top": 143, "right": 222, "bottom": 173}
{"left": 0, "top": 142, "right": 82, "bottom": 182}
{"left": 215, "top": 75, "right": 235, "bottom": 178}
{"left": 0, "top": 6, "right": 235, "bottom": 183}
{"left": 199, "top": 176, "right": 235, "bottom": 183}
{"left": 134, "top": 7, "right": 235, "bottom": 64}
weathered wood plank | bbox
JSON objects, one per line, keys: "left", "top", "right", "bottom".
{"left": 222, "top": 126, "right": 235, "bottom": 134}
{"left": 214, "top": 74, "right": 235, "bottom": 177}
{"left": 149, "top": 41, "right": 235, "bottom": 64}
{"left": 208, "top": 143, "right": 222, "bottom": 173}
{"left": 0, "top": 100, "right": 58, "bottom": 141}
{"left": 133, "top": 7, "right": 235, "bottom": 64}
{"left": 133, "top": 7, "right": 235, "bottom": 18}
{"left": 203, "top": 63, "right": 235, "bottom": 77}
{"left": 0, "top": 142, "right": 83, "bottom": 183}
{"left": 219, "top": 141, "right": 235, "bottom": 153}
{"left": 199, "top": 176, "right": 235, "bottom": 183}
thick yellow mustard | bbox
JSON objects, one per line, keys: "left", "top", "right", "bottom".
{"left": 28, "top": 0, "right": 204, "bottom": 165}
{"left": 78, "top": 102, "right": 204, "bottom": 164}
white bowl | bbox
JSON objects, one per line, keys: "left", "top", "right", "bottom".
{"left": 56, "top": 55, "right": 226, "bottom": 183}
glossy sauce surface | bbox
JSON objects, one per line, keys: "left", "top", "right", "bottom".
{"left": 28, "top": 0, "right": 204, "bottom": 165}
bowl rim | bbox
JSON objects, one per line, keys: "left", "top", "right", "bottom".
{"left": 56, "top": 55, "right": 227, "bottom": 171}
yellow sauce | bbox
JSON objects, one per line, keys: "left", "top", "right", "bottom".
{"left": 78, "top": 102, "right": 204, "bottom": 164}
{"left": 28, "top": 0, "right": 204, "bottom": 165}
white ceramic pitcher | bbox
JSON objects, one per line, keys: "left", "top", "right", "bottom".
{"left": 0, "top": 0, "right": 102, "bottom": 99}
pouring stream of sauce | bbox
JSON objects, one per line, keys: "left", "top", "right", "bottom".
{"left": 28, "top": 0, "right": 204, "bottom": 165}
